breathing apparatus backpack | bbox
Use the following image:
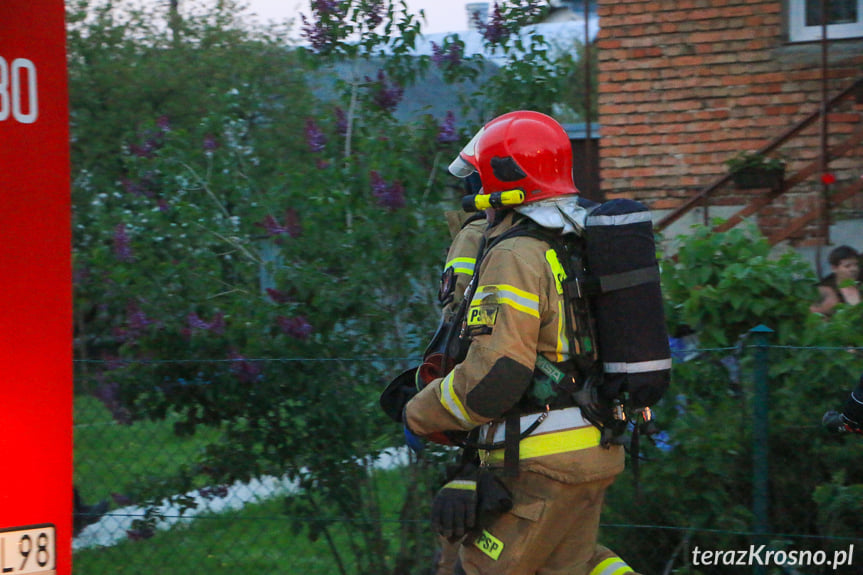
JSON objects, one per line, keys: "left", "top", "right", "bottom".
{"left": 381, "top": 197, "right": 672, "bottom": 467}
{"left": 582, "top": 199, "right": 672, "bottom": 410}
{"left": 488, "top": 198, "right": 672, "bottom": 445}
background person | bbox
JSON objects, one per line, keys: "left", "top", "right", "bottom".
{"left": 810, "top": 245, "right": 860, "bottom": 315}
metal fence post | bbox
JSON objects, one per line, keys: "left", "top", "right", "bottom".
{"left": 750, "top": 324, "right": 773, "bottom": 575}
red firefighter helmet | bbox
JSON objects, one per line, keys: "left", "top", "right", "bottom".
{"left": 448, "top": 110, "right": 579, "bottom": 203}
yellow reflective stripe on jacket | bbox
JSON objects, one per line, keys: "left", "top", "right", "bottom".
{"left": 446, "top": 256, "right": 476, "bottom": 276}
{"left": 590, "top": 557, "right": 635, "bottom": 575}
{"left": 439, "top": 371, "right": 476, "bottom": 428}
{"left": 553, "top": 299, "right": 568, "bottom": 362}
{"left": 545, "top": 249, "right": 566, "bottom": 295}
{"left": 545, "top": 249, "right": 568, "bottom": 361}
{"left": 485, "top": 425, "right": 601, "bottom": 463}
{"left": 473, "top": 284, "right": 539, "bottom": 318}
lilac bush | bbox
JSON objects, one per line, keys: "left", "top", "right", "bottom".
{"left": 68, "top": 0, "right": 581, "bottom": 571}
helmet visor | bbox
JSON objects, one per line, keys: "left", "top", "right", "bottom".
{"left": 447, "top": 127, "right": 484, "bottom": 177}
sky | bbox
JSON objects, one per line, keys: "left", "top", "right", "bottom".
{"left": 243, "top": 0, "right": 472, "bottom": 36}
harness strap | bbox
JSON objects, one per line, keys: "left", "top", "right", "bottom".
{"left": 503, "top": 415, "right": 520, "bottom": 477}
{"left": 599, "top": 265, "right": 660, "bottom": 293}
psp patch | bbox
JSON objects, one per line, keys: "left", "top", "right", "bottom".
{"left": 466, "top": 292, "right": 499, "bottom": 336}
{"left": 474, "top": 529, "right": 504, "bottom": 560}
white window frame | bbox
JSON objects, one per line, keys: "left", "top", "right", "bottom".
{"left": 788, "top": 0, "right": 863, "bottom": 42}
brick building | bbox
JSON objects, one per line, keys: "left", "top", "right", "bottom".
{"left": 594, "top": 0, "right": 863, "bottom": 246}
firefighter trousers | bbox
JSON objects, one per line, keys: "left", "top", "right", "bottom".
{"left": 453, "top": 471, "right": 640, "bottom": 575}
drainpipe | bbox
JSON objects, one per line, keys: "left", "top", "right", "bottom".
{"left": 584, "top": 0, "right": 593, "bottom": 197}
{"left": 819, "top": 0, "right": 831, "bottom": 247}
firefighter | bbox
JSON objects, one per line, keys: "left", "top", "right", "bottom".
{"left": 431, "top": 174, "right": 488, "bottom": 575}
{"left": 403, "top": 111, "right": 640, "bottom": 574}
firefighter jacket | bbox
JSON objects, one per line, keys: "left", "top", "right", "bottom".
{"left": 440, "top": 215, "right": 487, "bottom": 322}
{"left": 406, "top": 204, "right": 625, "bottom": 485}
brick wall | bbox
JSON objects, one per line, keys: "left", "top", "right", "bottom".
{"left": 595, "top": 0, "right": 863, "bottom": 243}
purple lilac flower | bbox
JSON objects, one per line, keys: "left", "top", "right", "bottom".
{"left": 283, "top": 208, "right": 302, "bottom": 238}
{"left": 312, "top": 0, "right": 341, "bottom": 15}
{"left": 438, "top": 111, "right": 458, "bottom": 143}
{"left": 111, "top": 493, "right": 133, "bottom": 506}
{"left": 203, "top": 134, "right": 220, "bottom": 152}
{"left": 128, "top": 143, "right": 152, "bottom": 159}
{"left": 300, "top": 0, "right": 345, "bottom": 53}
{"left": 276, "top": 315, "right": 313, "bottom": 340}
{"left": 477, "top": 2, "right": 510, "bottom": 44}
{"left": 128, "top": 129, "right": 164, "bottom": 158}
{"left": 431, "top": 41, "right": 464, "bottom": 68}
{"left": 334, "top": 107, "right": 348, "bottom": 135}
{"left": 228, "top": 351, "right": 262, "bottom": 383}
{"left": 187, "top": 312, "right": 225, "bottom": 335}
{"left": 257, "top": 215, "right": 287, "bottom": 236}
{"left": 365, "top": 0, "right": 384, "bottom": 29}
{"left": 266, "top": 288, "right": 292, "bottom": 304}
{"left": 304, "top": 118, "right": 327, "bottom": 153}
{"left": 370, "top": 170, "right": 406, "bottom": 210}
{"left": 255, "top": 209, "right": 303, "bottom": 238}
{"left": 367, "top": 70, "right": 403, "bottom": 113}
{"left": 156, "top": 115, "right": 171, "bottom": 132}
{"left": 113, "top": 223, "right": 134, "bottom": 262}
{"left": 121, "top": 178, "right": 149, "bottom": 198}
{"left": 93, "top": 380, "right": 133, "bottom": 425}
{"left": 125, "top": 300, "right": 153, "bottom": 340}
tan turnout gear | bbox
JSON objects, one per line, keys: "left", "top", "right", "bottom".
{"left": 407, "top": 109, "right": 641, "bottom": 575}
{"left": 432, "top": 213, "right": 486, "bottom": 575}
{"left": 406, "top": 211, "right": 633, "bottom": 574}
{"left": 441, "top": 215, "right": 486, "bottom": 322}
{"left": 406, "top": 210, "right": 624, "bottom": 485}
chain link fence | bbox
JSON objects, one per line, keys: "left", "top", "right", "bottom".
{"left": 72, "top": 343, "right": 863, "bottom": 574}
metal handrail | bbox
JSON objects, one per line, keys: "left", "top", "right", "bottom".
{"left": 655, "top": 76, "right": 863, "bottom": 233}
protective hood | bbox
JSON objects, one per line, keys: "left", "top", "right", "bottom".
{"left": 515, "top": 196, "right": 591, "bottom": 236}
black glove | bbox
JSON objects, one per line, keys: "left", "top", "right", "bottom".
{"left": 431, "top": 464, "right": 513, "bottom": 540}
{"left": 379, "top": 367, "right": 419, "bottom": 423}
{"left": 431, "top": 464, "right": 479, "bottom": 539}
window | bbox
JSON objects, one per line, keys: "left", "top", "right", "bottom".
{"left": 789, "top": 0, "right": 863, "bottom": 41}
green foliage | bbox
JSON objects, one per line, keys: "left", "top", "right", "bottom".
{"left": 69, "top": 1, "right": 863, "bottom": 570}
{"left": 599, "top": 224, "right": 863, "bottom": 573}
{"left": 662, "top": 223, "right": 818, "bottom": 347}
{"left": 68, "top": 1, "right": 594, "bottom": 573}
{"left": 724, "top": 151, "right": 787, "bottom": 174}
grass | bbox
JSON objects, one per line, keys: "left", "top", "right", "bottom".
{"left": 73, "top": 394, "right": 425, "bottom": 574}
{"left": 74, "top": 395, "right": 222, "bottom": 505}
{"left": 72, "top": 498, "right": 348, "bottom": 575}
